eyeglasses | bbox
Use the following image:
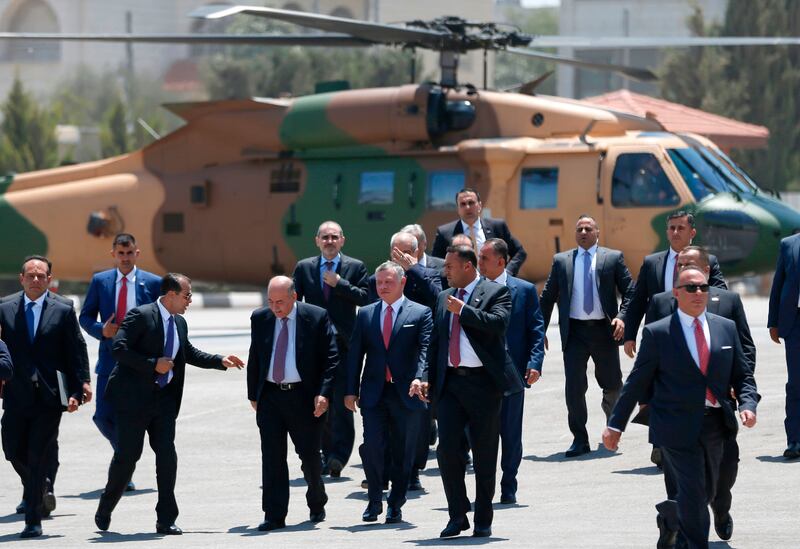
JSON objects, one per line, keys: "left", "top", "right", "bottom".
{"left": 676, "top": 283, "right": 709, "bottom": 293}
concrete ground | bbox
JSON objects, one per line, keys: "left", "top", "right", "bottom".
{"left": 0, "top": 296, "right": 797, "bottom": 547}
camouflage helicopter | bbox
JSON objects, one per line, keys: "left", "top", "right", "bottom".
{"left": 0, "top": 5, "right": 799, "bottom": 285}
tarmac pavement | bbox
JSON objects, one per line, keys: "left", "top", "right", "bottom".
{"left": 0, "top": 296, "right": 797, "bottom": 547}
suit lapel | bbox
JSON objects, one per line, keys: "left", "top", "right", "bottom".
{"left": 566, "top": 249, "right": 576, "bottom": 298}
{"left": 105, "top": 272, "right": 117, "bottom": 309}
{"left": 482, "top": 220, "right": 494, "bottom": 238}
{"left": 311, "top": 256, "right": 322, "bottom": 299}
{"left": 594, "top": 247, "right": 606, "bottom": 293}
{"left": 707, "top": 290, "right": 721, "bottom": 315}
{"left": 669, "top": 313, "right": 701, "bottom": 372}
{"left": 655, "top": 251, "right": 668, "bottom": 290}
{"left": 35, "top": 297, "right": 56, "bottom": 342}
{"left": 390, "top": 301, "right": 411, "bottom": 346}
{"left": 294, "top": 309, "right": 305, "bottom": 366}
{"left": 371, "top": 303, "right": 383, "bottom": 347}
{"left": 13, "top": 295, "right": 29, "bottom": 348}
{"left": 706, "top": 315, "right": 724, "bottom": 379}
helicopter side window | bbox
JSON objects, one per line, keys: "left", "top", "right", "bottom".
{"left": 520, "top": 167, "right": 558, "bottom": 209}
{"left": 359, "top": 172, "right": 394, "bottom": 205}
{"left": 611, "top": 153, "right": 680, "bottom": 208}
{"left": 427, "top": 171, "right": 465, "bottom": 210}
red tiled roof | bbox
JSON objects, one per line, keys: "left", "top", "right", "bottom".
{"left": 583, "top": 89, "right": 769, "bottom": 149}
{"left": 163, "top": 59, "right": 202, "bottom": 92}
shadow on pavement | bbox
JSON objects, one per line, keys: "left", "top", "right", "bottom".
{"left": 403, "top": 535, "right": 509, "bottom": 545}
{"left": 89, "top": 531, "right": 165, "bottom": 543}
{"left": 227, "top": 522, "right": 318, "bottom": 536}
{"left": 524, "top": 444, "right": 620, "bottom": 463}
{"left": 0, "top": 532, "right": 64, "bottom": 542}
{"left": 330, "top": 522, "right": 417, "bottom": 533}
{"left": 756, "top": 455, "right": 797, "bottom": 463}
{"left": 0, "top": 513, "right": 22, "bottom": 524}
{"left": 612, "top": 465, "right": 662, "bottom": 476}
{"left": 63, "top": 488, "right": 156, "bottom": 500}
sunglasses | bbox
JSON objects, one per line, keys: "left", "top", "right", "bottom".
{"left": 676, "top": 283, "right": 709, "bottom": 293}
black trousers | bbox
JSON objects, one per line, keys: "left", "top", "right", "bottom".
{"left": 436, "top": 368, "right": 503, "bottom": 527}
{"left": 99, "top": 390, "right": 179, "bottom": 525}
{"left": 563, "top": 321, "right": 622, "bottom": 444}
{"left": 413, "top": 408, "right": 433, "bottom": 471}
{"left": 257, "top": 383, "right": 327, "bottom": 521}
{"left": 321, "top": 339, "right": 354, "bottom": 467}
{"left": 1, "top": 396, "right": 62, "bottom": 526}
{"left": 660, "top": 411, "right": 726, "bottom": 549}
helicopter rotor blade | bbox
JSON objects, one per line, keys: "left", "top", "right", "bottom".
{"left": 503, "top": 71, "right": 555, "bottom": 95}
{"left": 505, "top": 47, "right": 657, "bottom": 82}
{"left": 191, "top": 5, "right": 449, "bottom": 47}
{"left": 527, "top": 35, "right": 800, "bottom": 49}
{"left": 0, "top": 32, "right": 373, "bottom": 47}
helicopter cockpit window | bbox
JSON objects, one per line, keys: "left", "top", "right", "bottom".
{"left": 667, "top": 148, "right": 734, "bottom": 201}
{"left": 611, "top": 153, "right": 680, "bottom": 208}
{"left": 427, "top": 171, "right": 465, "bottom": 210}
{"left": 359, "top": 172, "right": 394, "bottom": 205}
{"left": 520, "top": 167, "right": 558, "bottom": 209}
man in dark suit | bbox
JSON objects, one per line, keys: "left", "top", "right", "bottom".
{"left": 644, "top": 246, "right": 755, "bottom": 544}
{"left": 247, "top": 276, "right": 337, "bottom": 531}
{"left": 0, "top": 255, "right": 87, "bottom": 538}
{"left": 431, "top": 188, "right": 527, "bottom": 275}
{"left": 624, "top": 211, "right": 727, "bottom": 359}
{"left": 539, "top": 215, "right": 634, "bottom": 457}
{"left": 94, "top": 273, "right": 243, "bottom": 535}
{"left": 347, "top": 261, "right": 432, "bottom": 524}
{"left": 79, "top": 232, "right": 161, "bottom": 492}
{"left": 401, "top": 223, "right": 445, "bottom": 273}
{"left": 768, "top": 232, "right": 800, "bottom": 459}
{"left": 369, "top": 231, "right": 442, "bottom": 310}
{"left": 478, "top": 238, "right": 544, "bottom": 504}
{"left": 411, "top": 245, "right": 523, "bottom": 538}
{"left": 603, "top": 266, "right": 758, "bottom": 549}
{"left": 293, "top": 220, "right": 369, "bottom": 478}
{"left": 0, "top": 340, "right": 11, "bottom": 380}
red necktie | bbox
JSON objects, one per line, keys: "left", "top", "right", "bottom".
{"left": 693, "top": 318, "right": 716, "bottom": 405}
{"left": 449, "top": 289, "right": 466, "bottom": 367}
{"left": 116, "top": 276, "right": 128, "bottom": 325}
{"left": 383, "top": 305, "right": 393, "bottom": 382}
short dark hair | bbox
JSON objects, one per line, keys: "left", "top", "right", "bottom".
{"left": 455, "top": 187, "right": 482, "bottom": 203}
{"left": 483, "top": 238, "right": 509, "bottom": 265}
{"left": 675, "top": 265, "right": 708, "bottom": 287}
{"left": 446, "top": 245, "right": 478, "bottom": 268}
{"left": 667, "top": 210, "right": 695, "bottom": 228}
{"left": 113, "top": 233, "right": 137, "bottom": 247}
{"left": 21, "top": 254, "right": 52, "bottom": 275}
{"left": 160, "top": 273, "right": 190, "bottom": 296}
{"left": 678, "top": 245, "right": 710, "bottom": 267}
{"left": 576, "top": 214, "right": 598, "bottom": 228}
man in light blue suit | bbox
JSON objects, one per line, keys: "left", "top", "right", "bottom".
{"left": 768, "top": 232, "right": 800, "bottom": 459}
{"left": 478, "top": 238, "right": 544, "bottom": 504}
{"left": 79, "top": 233, "right": 161, "bottom": 489}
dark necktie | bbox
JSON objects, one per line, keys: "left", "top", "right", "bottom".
{"left": 25, "top": 302, "right": 36, "bottom": 343}
{"left": 116, "top": 276, "right": 128, "bottom": 325}
{"left": 383, "top": 305, "right": 393, "bottom": 382}
{"left": 672, "top": 255, "right": 679, "bottom": 289}
{"left": 448, "top": 289, "right": 466, "bottom": 367}
{"left": 273, "top": 318, "right": 289, "bottom": 383}
{"left": 693, "top": 318, "right": 716, "bottom": 405}
{"left": 323, "top": 261, "right": 333, "bottom": 301}
{"left": 583, "top": 251, "right": 594, "bottom": 315}
{"left": 157, "top": 315, "right": 175, "bottom": 388}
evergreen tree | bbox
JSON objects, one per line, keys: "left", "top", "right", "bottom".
{"left": 0, "top": 77, "right": 58, "bottom": 174}
{"left": 100, "top": 99, "right": 129, "bottom": 157}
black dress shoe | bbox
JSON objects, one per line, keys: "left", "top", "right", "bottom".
{"left": 156, "top": 523, "right": 183, "bottom": 535}
{"left": 783, "top": 442, "right": 800, "bottom": 459}
{"left": 125, "top": 481, "right": 136, "bottom": 492}
{"left": 500, "top": 493, "right": 517, "bottom": 504}
{"left": 20, "top": 524, "right": 42, "bottom": 539}
{"left": 362, "top": 503, "right": 382, "bottom": 522}
{"left": 15, "top": 499, "right": 25, "bottom": 514}
{"left": 310, "top": 510, "right": 326, "bottom": 523}
{"left": 257, "top": 519, "right": 286, "bottom": 531}
{"left": 650, "top": 446, "right": 663, "bottom": 467}
{"left": 565, "top": 441, "right": 591, "bottom": 458}
{"left": 42, "top": 491, "right": 56, "bottom": 517}
{"left": 408, "top": 471, "right": 423, "bottom": 491}
{"left": 473, "top": 525, "right": 492, "bottom": 537}
{"left": 440, "top": 516, "right": 470, "bottom": 538}
{"left": 656, "top": 513, "right": 677, "bottom": 549}
{"left": 385, "top": 506, "right": 402, "bottom": 524}
{"left": 713, "top": 511, "right": 733, "bottom": 541}
{"left": 328, "top": 457, "right": 344, "bottom": 478}
{"left": 95, "top": 512, "right": 111, "bottom": 532}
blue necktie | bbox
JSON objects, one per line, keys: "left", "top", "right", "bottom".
{"left": 25, "top": 302, "right": 36, "bottom": 343}
{"left": 583, "top": 251, "right": 594, "bottom": 315}
{"left": 157, "top": 315, "right": 175, "bottom": 388}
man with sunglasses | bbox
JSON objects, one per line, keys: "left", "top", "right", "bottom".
{"left": 644, "top": 246, "right": 755, "bottom": 545}
{"left": 539, "top": 215, "right": 634, "bottom": 458}
{"left": 603, "top": 266, "right": 758, "bottom": 549}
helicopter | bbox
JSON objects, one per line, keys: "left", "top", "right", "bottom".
{"left": 0, "top": 5, "right": 798, "bottom": 285}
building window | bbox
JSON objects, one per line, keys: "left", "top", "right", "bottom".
{"left": 359, "top": 171, "right": 394, "bottom": 205}
{"left": 611, "top": 153, "right": 680, "bottom": 207}
{"left": 2, "top": 0, "right": 61, "bottom": 62}
{"left": 427, "top": 171, "right": 464, "bottom": 210}
{"left": 520, "top": 167, "right": 558, "bottom": 209}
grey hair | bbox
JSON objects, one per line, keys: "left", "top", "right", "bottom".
{"left": 375, "top": 261, "right": 405, "bottom": 281}
{"left": 400, "top": 224, "right": 427, "bottom": 246}
{"left": 390, "top": 231, "right": 418, "bottom": 252}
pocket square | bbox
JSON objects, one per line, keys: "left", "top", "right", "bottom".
{"left": 402, "top": 324, "right": 415, "bottom": 328}
{"left": 711, "top": 296, "right": 720, "bottom": 302}
{"left": 721, "top": 346, "right": 733, "bottom": 350}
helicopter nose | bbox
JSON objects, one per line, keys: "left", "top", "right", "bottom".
{"left": 694, "top": 209, "right": 760, "bottom": 264}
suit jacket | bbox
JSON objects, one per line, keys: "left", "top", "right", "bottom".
{"left": 608, "top": 313, "right": 758, "bottom": 448}
{"left": 425, "top": 254, "right": 445, "bottom": 271}
{"left": 0, "top": 293, "right": 86, "bottom": 412}
{"left": 423, "top": 279, "right": 524, "bottom": 402}
{"left": 624, "top": 250, "right": 726, "bottom": 341}
{"left": 431, "top": 217, "right": 527, "bottom": 276}
{"left": 79, "top": 268, "right": 161, "bottom": 376}
{"left": 539, "top": 246, "right": 634, "bottom": 346}
{"left": 246, "top": 302, "right": 338, "bottom": 405}
{"left": 504, "top": 276, "right": 545, "bottom": 377}
{"left": 0, "top": 340, "right": 10, "bottom": 381}
{"left": 108, "top": 301, "right": 224, "bottom": 415}
{"left": 768, "top": 233, "right": 800, "bottom": 338}
{"left": 347, "top": 299, "right": 432, "bottom": 410}
{"left": 293, "top": 254, "right": 369, "bottom": 344}
{"left": 367, "top": 263, "right": 442, "bottom": 310}
{"left": 646, "top": 288, "right": 755, "bottom": 373}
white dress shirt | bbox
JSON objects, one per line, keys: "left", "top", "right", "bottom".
{"left": 676, "top": 309, "right": 719, "bottom": 408}
{"left": 460, "top": 219, "right": 486, "bottom": 250}
{"left": 268, "top": 303, "right": 301, "bottom": 383}
{"left": 664, "top": 248, "right": 680, "bottom": 292}
{"left": 491, "top": 270, "right": 509, "bottom": 286}
{"left": 449, "top": 275, "right": 483, "bottom": 368}
{"left": 156, "top": 298, "right": 179, "bottom": 384}
{"left": 569, "top": 244, "right": 605, "bottom": 320}
{"left": 381, "top": 295, "right": 405, "bottom": 332}
{"left": 115, "top": 267, "right": 139, "bottom": 315}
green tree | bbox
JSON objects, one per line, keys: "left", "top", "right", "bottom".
{"left": 0, "top": 77, "right": 58, "bottom": 173}
{"left": 100, "top": 99, "right": 129, "bottom": 157}
{"left": 493, "top": 6, "right": 559, "bottom": 94}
